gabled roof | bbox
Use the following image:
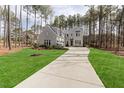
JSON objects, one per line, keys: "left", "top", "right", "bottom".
{"left": 70, "top": 27, "right": 83, "bottom": 32}
{"left": 44, "top": 24, "right": 63, "bottom": 37}
{"left": 64, "top": 27, "right": 83, "bottom": 34}
{"left": 47, "top": 24, "right": 58, "bottom": 35}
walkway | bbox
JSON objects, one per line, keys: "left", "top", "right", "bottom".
{"left": 16, "top": 47, "right": 104, "bottom": 88}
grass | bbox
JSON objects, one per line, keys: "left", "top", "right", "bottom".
{"left": 0, "top": 48, "right": 67, "bottom": 88}
{"left": 89, "top": 48, "right": 124, "bottom": 88}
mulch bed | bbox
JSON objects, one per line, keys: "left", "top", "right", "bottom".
{"left": 30, "top": 53, "right": 43, "bottom": 57}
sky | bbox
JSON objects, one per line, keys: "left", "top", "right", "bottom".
{"left": 10, "top": 5, "right": 88, "bottom": 30}
{"left": 52, "top": 5, "right": 88, "bottom": 16}
{"left": 1, "top": 5, "right": 89, "bottom": 32}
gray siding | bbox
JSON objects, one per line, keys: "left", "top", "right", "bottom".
{"left": 38, "top": 26, "right": 57, "bottom": 46}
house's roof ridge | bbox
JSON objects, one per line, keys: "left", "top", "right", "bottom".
{"left": 67, "top": 27, "right": 83, "bottom": 32}
{"left": 45, "top": 24, "right": 58, "bottom": 36}
{"left": 45, "top": 25, "right": 63, "bottom": 37}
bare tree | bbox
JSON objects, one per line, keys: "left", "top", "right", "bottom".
{"left": 7, "top": 5, "right": 11, "bottom": 50}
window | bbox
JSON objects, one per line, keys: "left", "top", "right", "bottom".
{"left": 44, "top": 40, "right": 47, "bottom": 45}
{"left": 44, "top": 40, "right": 51, "bottom": 46}
{"left": 76, "top": 31, "right": 80, "bottom": 37}
{"left": 49, "top": 40, "right": 51, "bottom": 46}
{"left": 46, "top": 40, "right": 48, "bottom": 45}
{"left": 67, "top": 34, "right": 69, "bottom": 37}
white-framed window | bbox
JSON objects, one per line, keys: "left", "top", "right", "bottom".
{"left": 44, "top": 40, "right": 51, "bottom": 46}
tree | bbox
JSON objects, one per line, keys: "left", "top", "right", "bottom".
{"left": 3, "top": 5, "right": 7, "bottom": 47}
{"left": 67, "top": 15, "right": 73, "bottom": 29}
{"left": 14, "top": 5, "right": 17, "bottom": 48}
{"left": 41, "top": 5, "right": 53, "bottom": 25}
{"left": 72, "top": 14, "right": 77, "bottom": 27}
{"left": 32, "top": 5, "right": 39, "bottom": 34}
{"left": 19, "top": 5, "right": 23, "bottom": 46}
{"left": 52, "top": 16, "right": 59, "bottom": 28}
{"left": 58, "top": 15, "right": 66, "bottom": 30}
{"left": 116, "top": 6, "right": 124, "bottom": 52}
{"left": 7, "top": 5, "right": 11, "bottom": 50}
{"left": 98, "top": 6, "right": 103, "bottom": 48}
{"left": 0, "top": 6, "right": 3, "bottom": 48}
{"left": 23, "top": 5, "right": 31, "bottom": 46}
{"left": 38, "top": 6, "right": 44, "bottom": 31}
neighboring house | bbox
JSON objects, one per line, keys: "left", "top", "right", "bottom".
{"left": 38, "top": 25, "right": 65, "bottom": 47}
{"left": 64, "top": 27, "right": 84, "bottom": 47}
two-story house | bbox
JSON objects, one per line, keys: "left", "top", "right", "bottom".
{"left": 64, "top": 27, "right": 83, "bottom": 47}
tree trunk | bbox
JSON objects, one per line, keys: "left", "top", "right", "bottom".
{"left": 88, "top": 20, "right": 91, "bottom": 47}
{"left": 99, "top": 6, "right": 103, "bottom": 48}
{"left": 15, "top": 5, "right": 17, "bottom": 48}
{"left": 34, "top": 10, "right": 36, "bottom": 34}
{"left": 117, "top": 6, "right": 124, "bottom": 52}
{"left": 122, "top": 6, "right": 124, "bottom": 47}
{"left": 0, "top": 16, "right": 1, "bottom": 48}
{"left": 92, "top": 7, "right": 96, "bottom": 47}
{"left": 110, "top": 9, "right": 112, "bottom": 48}
{"left": 19, "top": 5, "right": 22, "bottom": 47}
{"left": 40, "top": 14, "right": 42, "bottom": 32}
{"left": 3, "top": 5, "right": 7, "bottom": 47}
{"left": 7, "top": 5, "right": 11, "bottom": 50}
{"left": 105, "top": 16, "right": 108, "bottom": 49}
{"left": 26, "top": 6, "right": 28, "bottom": 46}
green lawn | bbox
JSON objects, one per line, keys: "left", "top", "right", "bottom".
{"left": 0, "top": 48, "right": 67, "bottom": 88}
{"left": 89, "top": 48, "right": 124, "bottom": 88}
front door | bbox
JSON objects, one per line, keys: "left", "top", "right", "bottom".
{"left": 70, "top": 39, "right": 73, "bottom": 46}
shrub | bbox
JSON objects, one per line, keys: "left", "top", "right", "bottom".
{"left": 38, "top": 45, "right": 68, "bottom": 50}
{"left": 52, "top": 45, "right": 63, "bottom": 49}
{"left": 32, "top": 43, "right": 39, "bottom": 49}
{"left": 39, "top": 45, "right": 48, "bottom": 48}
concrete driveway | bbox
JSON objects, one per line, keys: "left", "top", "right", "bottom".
{"left": 15, "top": 47, "right": 104, "bottom": 88}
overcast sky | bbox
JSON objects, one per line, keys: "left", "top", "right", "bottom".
{"left": 52, "top": 5, "right": 88, "bottom": 16}
{"left": 8, "top": 5, "right": 89, "bottom": 30}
